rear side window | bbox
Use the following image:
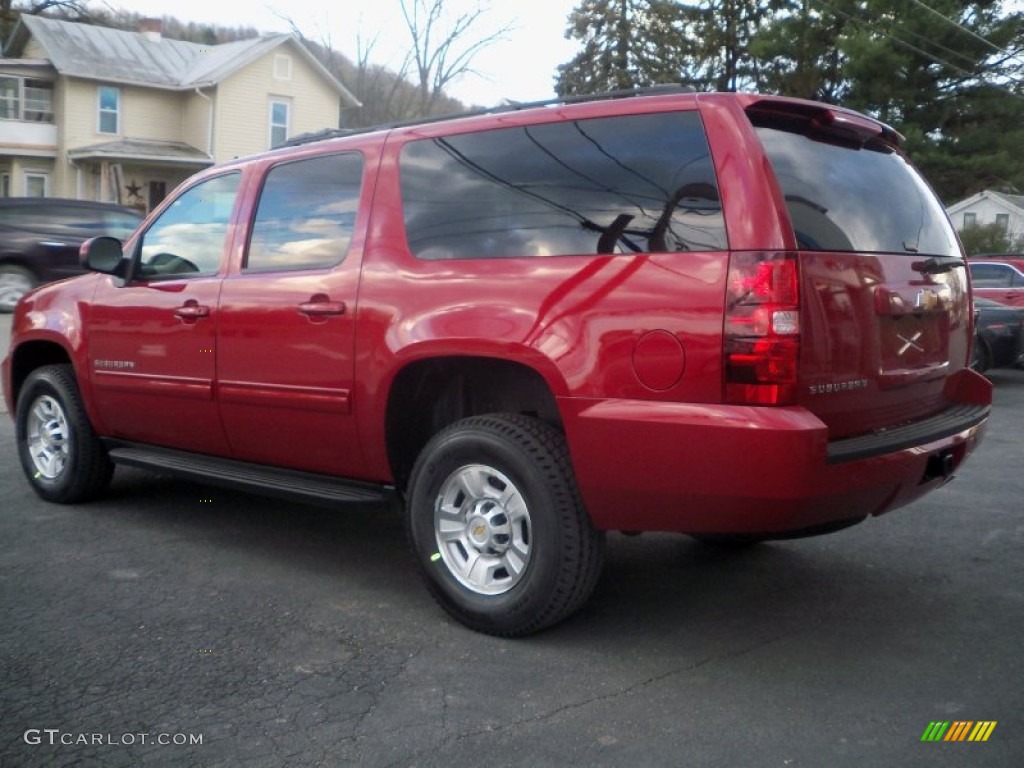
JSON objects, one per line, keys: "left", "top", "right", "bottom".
{"left": 400, "top": 111, "right": 725, "bottom": 259}
{"left": 755, "top": 125, "right": 959, "bottom": 257}
{"left": 245, "top": 153, "right": 363, "bottom": 272}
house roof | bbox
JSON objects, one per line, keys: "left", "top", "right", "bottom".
{"left": 68, "top": 138, "right": 214, "bottom": 167}
{"left": 5, "top": 15, "right": 359, "bottom": 106}
{"left": 947, "top": 189, "right": 1024, "bottom": 215}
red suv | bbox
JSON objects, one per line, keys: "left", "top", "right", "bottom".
{"left": 2, "top": 90, "right": 992, "bottom": 635}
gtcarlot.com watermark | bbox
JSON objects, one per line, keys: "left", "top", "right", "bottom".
{"left": 24, "top": 729, "right": 202, "bottom": 747}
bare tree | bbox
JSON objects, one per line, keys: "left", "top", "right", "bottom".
{"left": 1, "top": 0, "right": 91, "bottom": 44}
{"left": 399, "top": 0, "right": 510, "bottom": 114}
{"left": 275, "top": 2, "right": 508, "bottom": 127}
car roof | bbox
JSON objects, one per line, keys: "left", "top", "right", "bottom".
{"left": 0, "top": 197, "right": 141, "bottom": 215}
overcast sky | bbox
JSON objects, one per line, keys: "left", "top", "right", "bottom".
{"left": 93, "top": 0, "right": 581, "bottom": 107}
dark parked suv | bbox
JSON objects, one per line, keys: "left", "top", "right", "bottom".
{"left": 0, "top": 197, "right": 142, "bottom": 311}
{"left": 3, "top": 90, "right": 992, "bottom": 635}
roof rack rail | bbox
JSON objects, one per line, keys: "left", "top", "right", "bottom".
{"left": 281, "top": 84, "right": 698, "bottom": 148}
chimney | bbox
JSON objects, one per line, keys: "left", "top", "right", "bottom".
{"left": 138, "top": 18, "right": 163, "bottom": 42}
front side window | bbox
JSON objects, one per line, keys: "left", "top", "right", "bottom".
{"left": 98, "top": 86, "right": 119, "bottom": 134}
{"left": 963, "top": 212, "right": 977, "bottom": 229}
{"left": 995, "top": 213, "right": 1009, "bottom": 232}
{"left": 269, "top": 100, "right": 290, "bottom": 148}
{"left": 137, "top": 173, "right": 240, "bottom": 278}
{"left": 400, "top": 111, "right": 726, "bottom": 259}
{"left": 246, "top": 153, "right": 363, "bottom": 272}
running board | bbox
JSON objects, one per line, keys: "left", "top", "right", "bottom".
{"left": 104, "top": 441, "right": 396, "bottom": 509}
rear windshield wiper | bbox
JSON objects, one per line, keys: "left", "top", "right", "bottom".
{"left": 912, "top": 256, "right": 966, "bottom": 275}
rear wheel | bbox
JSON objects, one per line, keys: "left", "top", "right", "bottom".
{"left": 0, "top": 264, "right": 36, "bottom": 312}
{"left": 406, "top": 414, "right": 604, "bottom": 636}
{"left": 15, "top": 365, "right": 113, "bottom": 503}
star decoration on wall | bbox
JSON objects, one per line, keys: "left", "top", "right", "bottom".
{"left": 125, "top": 180, "right": 143, "bottom": 199}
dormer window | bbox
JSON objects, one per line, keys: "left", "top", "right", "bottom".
{"left": 98, "top": 85, "right": 120, "bottom": 134}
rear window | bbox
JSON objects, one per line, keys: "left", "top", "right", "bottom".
{"left": 755, "top": 126, "right": 959, "bottom": 258}
{"left": 400, "top": 111, "right": 726, "bottom": 259}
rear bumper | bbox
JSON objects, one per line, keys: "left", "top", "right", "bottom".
{"left": 560, "top": 392, "right": 989, "bottom": 534}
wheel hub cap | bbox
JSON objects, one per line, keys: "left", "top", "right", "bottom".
{"left": 434, "top": 465, "right": 532, "bottom": 596}
{"left": 26, "top": 395, "right": 70, "bottom": 479}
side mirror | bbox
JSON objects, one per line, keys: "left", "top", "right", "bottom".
{"left": 80, "top": 236, "right": 127, "bottom": 277}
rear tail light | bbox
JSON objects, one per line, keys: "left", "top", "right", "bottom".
{"left": 724, "top": 251, "right": 801, "bottom": 405}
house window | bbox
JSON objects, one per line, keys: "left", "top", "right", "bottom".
{"left": 269, "top": 99, "right": 290, "bottom": 148}
{"left": 24, "top": 79, "right": 54, "bottom": 122}
{"left": 0, "top": 76, "right": 54, "bottom": 122}
{"left": 995, "top": 213, "right": 1009, "bottom": 232}
{"left": 274, "top": 54, "right": 292, "bottom": 81}
{"left": 98, "top": 86, "right": 120, "bottom": 134}
{"left": 0, "top": 77, "right": 19, "bottom": 119}
{"left": 24, "top": 172, "right": 49, "bottom": 197}
{"left": 1, "top": 173, "right": 10, "bottom": 197}
{"left": 963, "top": 212, "right": 977, "bottom": 228}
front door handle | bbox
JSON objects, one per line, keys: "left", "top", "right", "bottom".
{"left": 174, "top": 301, "right": 210, "bottom": 321}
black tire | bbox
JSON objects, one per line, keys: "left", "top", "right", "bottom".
{"left": 15, "top": 364, "right": 114, "bottom": 503}
{"left": 406, "top": 414, "right": 604, "bottom": 636}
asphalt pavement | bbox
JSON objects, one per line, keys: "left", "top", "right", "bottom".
{"left": 1, "top": 312, "right": 1022, "bottom": 767}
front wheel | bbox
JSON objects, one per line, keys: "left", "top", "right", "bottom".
{"left": 406, "top": 414, "right": 604, "bottom": 636}
{"left": 15, "top": 365, "right": 114, "bottom": 503}
{"left": 0, "top": 264, "right": 36, "bottom": 313}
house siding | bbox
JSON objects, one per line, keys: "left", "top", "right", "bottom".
{"left": 213, "top": 43, "right": 339, "bottom": 161}
{"left": 61, "top": 79, "right": 187, "bottom": 148}
{"left": 23, "top": 38, "right": 46, "bottom": 59}
{"left": 183, "top": 88, "right": 214, "bottom": 156}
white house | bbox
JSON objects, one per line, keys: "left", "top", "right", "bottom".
{"left": 946, "top": 189, "right": 1024, "bottom": 239}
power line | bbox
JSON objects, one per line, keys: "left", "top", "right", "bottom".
{"left": 908, "top": 0, "right": 1024, "bottom": 65}
{"left": 810, "top": 0, "right": 1024, "bottom": 98}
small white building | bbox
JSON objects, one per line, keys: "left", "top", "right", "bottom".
{"left": 946, "top": 189, "right": 1024, "bottom": 238}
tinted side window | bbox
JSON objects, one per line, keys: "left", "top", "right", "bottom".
{"left": 755, "top": 126, "right": 959, "bottom": 257}
{"left": 137, "top": 173, "right": 240, "bottom": 278}
{"left": 400, "top": 111, "right": 725, "bottom": 259}
{"left": 970, "top": 264, "right": 1015, "bottom": 287}
{"left": 245, "top": 153, "right": 363, "bottom": 272}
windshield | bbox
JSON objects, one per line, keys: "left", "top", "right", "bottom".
{"left": 755, "top": 126, "right": 959, "bottom": 258}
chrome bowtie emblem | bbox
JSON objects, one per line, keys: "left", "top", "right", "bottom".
{"left": 897, "top": 331, "right": 924, "bottom": 356}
